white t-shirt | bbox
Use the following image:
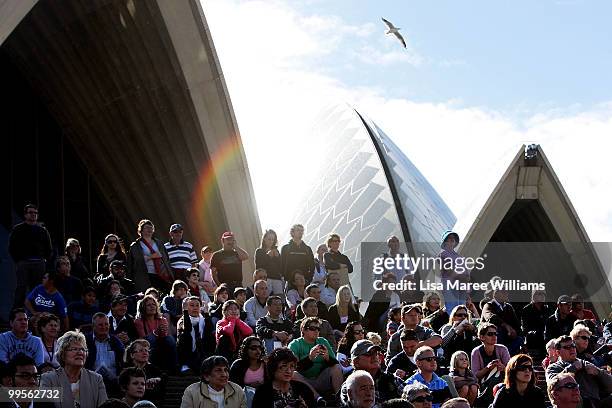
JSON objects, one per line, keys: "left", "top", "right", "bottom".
{"left": 208, "top": 385, "right": 225, "bottom": 408}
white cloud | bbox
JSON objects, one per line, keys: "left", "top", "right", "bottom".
{"left": 202, "top": 0, "right": 612, "bottom": 241}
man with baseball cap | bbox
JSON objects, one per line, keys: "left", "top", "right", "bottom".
{"left": 164, "top": 223, "right": 197, "bottom": 282}
{"left": 210, "top": 231, "right": 249, "bottom": 295}
{"left": 386, "top": 304, "right": 442, "bottom": 363}
{"left": 347, "top": 339, "right": 400, "bottom": 403}
{"left": 545, "top": 295, "right": 577, "bottom": 343}
{"left": 97, "top": 260, "right": 136, "bottom": 299}
{"left": 108, "top": 294, "right": 138, "bottom": 345}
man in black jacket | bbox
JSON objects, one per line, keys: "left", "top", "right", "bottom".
{"left": 8, "top": 204, "right": 53, "bottom": 309}
{"left": 97, "top": 260, "right": 137, "bottom": 297}
{"left": 176, "top": 296, "right": 215, "bottom": 373}
{"left": 108, "top": 295, "right": 139, "bottom": 346}
{"left": 481, "top": 289, "right": 523, "bottom": 355}
{"left": 85, "top": 312, "right": 125, "bottom": 397}
{"left": 545, "top": 295, "right": 577, "bottom": 343}
{"left": 386, "top": 329, "right": 419, "bottom": 383}
{"left": 256, "top": 296, "right": 293, "bottom": 354}
{"left": 338, "top": 339, "right": 400, "bottom": 405}
{"left": 280, "top": 224, "right": 315, "bottom": 283}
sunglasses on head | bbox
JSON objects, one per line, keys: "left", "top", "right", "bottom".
{"left": 411, "top": 395, "right": 433, "bottom": 403}
{"left": 555, "top": 382, "right": 579, "bottom": 391}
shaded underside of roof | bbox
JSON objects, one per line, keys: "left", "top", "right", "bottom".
{"left": 1, "top": 0, "right": 261, "bottom": 256}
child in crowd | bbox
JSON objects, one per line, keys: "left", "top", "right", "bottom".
{"left": 160, "top": 280, "right": 188, "bottom": 337}
{"left": 387, "top": 307, "right": 402, "bottom": 339}
{"left": 449, "top": 350, "right": 479, "bottom": 406}
{"left": 542, "top": 338, "right": 558, "bottom": 369}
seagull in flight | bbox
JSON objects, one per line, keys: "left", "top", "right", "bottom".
{"left": 382, "top": 17, "right": 406, "bottom": 48}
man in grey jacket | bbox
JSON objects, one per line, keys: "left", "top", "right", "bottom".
{"left": 546, "top": 335, "right": 612, "bottom": 408}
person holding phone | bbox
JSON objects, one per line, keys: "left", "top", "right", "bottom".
{"left": 288, "top": 317, "right": 343, "bottom": 397}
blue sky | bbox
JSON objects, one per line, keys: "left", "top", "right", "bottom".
{"left": 203, "top": 0, "right": 612, "bottom": 243}
{"left": 293, "top": 0, "right": 612, "bottom": 111}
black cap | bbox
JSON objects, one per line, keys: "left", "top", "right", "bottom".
{"left": 111, "top": 294, "right": 129, "bottom": 306}
{"left": 110, "top": 260, "right": 126, "bottom": 269}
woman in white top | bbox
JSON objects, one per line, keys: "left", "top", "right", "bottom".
{"left": 286, "top": 271, "right": 306, "bottom": 313}
{"left": 40, "top": 331, "right": 108, "bottom": 408}
{"left": 197, "top": 245, "right": 216, "bottom": 296}
{"left": 312, "top": 244, "right": 328, "bottom": 287}
{"left": 38, "top": 313, "right": 60, "bottom": 368}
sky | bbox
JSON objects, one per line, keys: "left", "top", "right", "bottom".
{"left": 201, "top": 0, "right": 612, "bottom": 243}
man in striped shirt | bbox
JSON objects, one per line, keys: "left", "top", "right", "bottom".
{"left": 165, "top": 224, "right": 197, "bottom": 281}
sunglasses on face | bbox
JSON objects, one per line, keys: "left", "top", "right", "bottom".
{"left": 454, "top": 313, "right": 468, "bottom": 318}
{"left": 485, "top": 332, "right": 498, "bottom": 337}
{"left": 516, "top": 364, "right": 533, "bottom": 372}
{"left": 576, "top": 335, "right": 589, "bottom": 341}
{"left": 353, "top": 329, "right": 365, "bottom": 334}
{"left": 411, "top": 395, "right": 434, "bottom": 403}
{"left": 560, "top": 343, "right": 577, "bottom": 350}
{"left": 106, "top": 240, "right": 118, "bottom": 244}
{"left": 306, "top": 326, "right": 320, "bottom": 332}
{"left": 555, "top": 382, "right": 579, "bottom": 391}
{"left": 417, "top": 356, "right": 437, "bottom": 362}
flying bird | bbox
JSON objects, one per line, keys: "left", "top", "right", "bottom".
{"left": 382, "top": 17, "right": 406, "bottom": 48}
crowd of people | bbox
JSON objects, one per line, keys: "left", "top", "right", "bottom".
{"left": 1, "top": 203, "right": 611, "bottom": 408}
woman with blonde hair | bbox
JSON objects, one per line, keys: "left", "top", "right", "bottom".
{"left": 421, "top": 291, "right": 449, "bottom": 332}
{"left": 40, "top": 330, "right": 108, "bottom": 407}
{"left": 449, "top": 350, "right": 478, "bottom": 405}
{"left": 134, "top": 294, "right": 177, "bottom": 373}
{"left": 123, "top": 339, "right": 166, "bottom": 405}
{"left": 327, "top": 285, "right": 361, "bottom": 337}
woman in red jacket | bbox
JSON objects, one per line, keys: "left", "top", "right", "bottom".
{"left": 215, "top": 300, "right": 253, "bottom": 362}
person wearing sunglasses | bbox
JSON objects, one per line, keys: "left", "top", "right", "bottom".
{"left": 288, "top": 317, "right": 343, "bottom": 398}
{"left": 470, "top": 323, "right": 510, "bottom": 381}
{"left": 324, "top": 233, "right": 353, "bottom": 287}
{"left": 402, "top": 381, "right": 434, "bottom": 408}
{"left": 336, "top": 322, "right": 366, "bottom": 375}
{"left": 547, "top": 373, "right": 581, "bottom": 408}
{"left": 345, "top": 339, "right": 400, "bottom": 404}
{"left": 490, "top": 353, "right": 546, "bottom": 407}
{"left": 229, "top": 336, "right": 266, "bottom": 388}
{"left": 439, "top": 305, "right": 478, "bottom": 366}
{"left": 96, "top": 234, "right": 127, "bottom": 282}
{"left": 403, "top": 346, "right": 451, "bottom": 408}
{"left": 570, "top": 325, "right": 600, "bottom": 366}
{"left": 251, "top": 347, "right": 316, "bottom": 408}
{"left": 546, "top": 335, "right": 612, "bottom": 407}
